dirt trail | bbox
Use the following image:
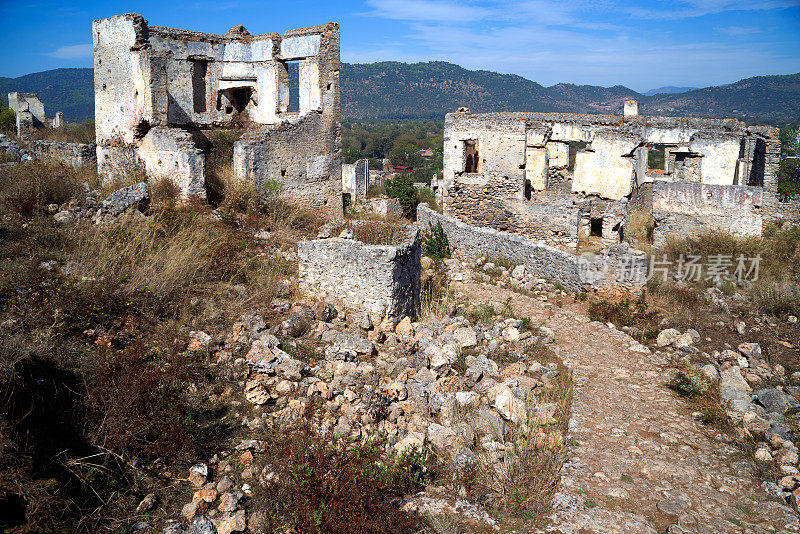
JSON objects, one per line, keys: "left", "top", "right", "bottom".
{"left": 456, "top": 281, "right": 799, "bottom": 534}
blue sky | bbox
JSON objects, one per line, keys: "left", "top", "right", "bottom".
{"left": 1, "top": 0, "right": 799, "bottom": 91}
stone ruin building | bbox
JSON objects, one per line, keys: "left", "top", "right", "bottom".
{"left": 441, "top": 104, "right": 799, "bottom": 250}
{"left": 93, "top": 13, "right": 342, "bottom": 216}
{"left": 8, "top": 92, "right": 64, "bottom": 137}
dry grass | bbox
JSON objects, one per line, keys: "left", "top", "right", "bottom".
{"left": 27, "top": 122, "right": 96, "bottom": 145}
{"left": 0, "top": 161, "right": 91, "bottom": 216}
{"left": 480, "top": 359, "right": 571, "bottom": 520}
{"left": 659, "top": 225, "right": 800, "bottom": 318}
{"left": 625, "top": 210, "right": 654, "bottom": 253}
{"left": 257, "top": 412, "right": 425, "bottom": 534}
{"left": 149, "top": 175, "right": 182, "bottom": 208}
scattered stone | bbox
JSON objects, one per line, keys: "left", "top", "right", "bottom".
{"left": 453, "top": 327, "right": 477, "bottom": 348}
{"left": 136, "top": 493, "right": 158, "bottom": 513}
{"left": 98, "top": 182, "right": 149, "bottom": 217}
{"left": 188, "top": 464, "right": 209, "bottom": 487}
{"left": 656, "top": 328, "right": 681, "bottom": 347}
{"left": 188, "top": 515, "right": 217, "bottom": 534}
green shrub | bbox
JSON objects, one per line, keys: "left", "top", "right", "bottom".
{"left": 422, "top": 221, "right": 450, "bottom": 259}
{"left": 670, "top": 362, "right": 711, "bottom": 397}
{"left": 384, "top": 175, "right": 418, "bottom": 217}
{"left": 0, "top": 104, "right": 15, "bottom": 136}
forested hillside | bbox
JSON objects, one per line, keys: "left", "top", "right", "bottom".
{"left": 2, "top": 64, "right": 798, "bottom": 123}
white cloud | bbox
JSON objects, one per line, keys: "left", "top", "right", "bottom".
{"left": 717, "top": 25, "right": 762, "bottom": 35}
{"left": 47, "top": 43, "right": 92, "bottom": 59}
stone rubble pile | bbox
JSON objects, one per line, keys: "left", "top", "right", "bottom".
{"left": 0, "top": 133, "right": 33, "bottom": 163}
{"left": 46, "top": 181, "right": 151, "bottom": 224}
{"left": 657, "top": 321, "right": 800, "bottom": 510}
{"left": 150, "top": 260, "right": 567, "bottom": 532}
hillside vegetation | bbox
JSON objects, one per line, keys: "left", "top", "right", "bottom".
{"left": 2, "top": 64, "right": 799, "bottom": 123}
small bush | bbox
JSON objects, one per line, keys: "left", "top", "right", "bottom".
{"left": 149, "top": 175, "right": 182, "bottom": 208}
{"left": 384, "top": 175, "right": 419, "bottom": 217}
{"left": 670, "top": 362, "right": 711, "bottom": 397}
{"left": 588, "top": 293, "right": 658, "bottom": 328}
{"left": 258, "top": 417, "right": 425, "bottom": 534}
{"left": 422, "top": 221, "right": 450, "bottom": 259}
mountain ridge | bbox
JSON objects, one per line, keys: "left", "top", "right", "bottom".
{"left": 2, "top": 63, "right": 798, "bottom": 123}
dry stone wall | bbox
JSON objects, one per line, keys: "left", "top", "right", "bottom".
{"left": 298, "top": 228, "right": 421, "bottom": 321}
{"left": 418, "top": 205, "right": 646, "bottom": 293}
{"left": 443, "top": 172, "right": 581, "bottom": 249}
{"left": 29, "top": 141, "right": 98, "bottom": 169}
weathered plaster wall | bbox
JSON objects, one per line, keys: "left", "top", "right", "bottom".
{"left": 93, "top": 13, "right": 341, "bottom": 212}
{"left": 298, "top": 228, "right": 421, "bottom": 320}
{"left": 442, "top": 110, "right": 787, "bottom": 245}
{"left": 8, "top": 93, "right": 46, "bottom": 127}
{"left": 137, "top": 128, "right": 206, "bottom": 198}
{"left": 652, "top": 182, "right": 763, "bottom": 247}
{"left": 572, "top": 131, "right": 640, "bottom": 200}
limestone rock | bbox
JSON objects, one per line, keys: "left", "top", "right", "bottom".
{"left": 454, "top": 327, "right": 477, "bottom": 348}
{"left": 719, "top": 366, "right": 751, "bottom": 403}
{"left": 188, "top": 515, "right": 217, "bottom": 534}
{"left": 656, "top": 328, "right": 681, "bottom": 347}
{"left": 490, "top": 385, "right": 527, "bottom": 425}
{"left": 188, "top": 464, "right": 209, "bottom": 487}
{"left": 99, "top": 182, "right": 149, "bottom": 216}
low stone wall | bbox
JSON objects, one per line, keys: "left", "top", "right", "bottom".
{"left": 30, "top": 140, "right": 97, "bottom": 168}
{"left": 765, "top": 196, "right": 800, "bottom": 229}
{"left": 418, "top": 205, "right": 646, "bottom": 293}
{"left": 298, "top": 227, "right": 421, "bottom": 320}
{"left": 652, "top": 181, "right": 763, "bottom": 247}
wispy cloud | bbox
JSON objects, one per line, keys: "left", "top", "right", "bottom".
{"left": 356, "top": 0, "right": 800, "bottom": 89}
{"left": 717, "top": 25, "right": 762, "bottom": 35}
{"left": 47, "top": 43, "right": 92, "bottom": 59}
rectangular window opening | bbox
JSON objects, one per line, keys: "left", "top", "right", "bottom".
{"left": 285, "top": 60, "right": 300, "bottom": 114}
{"left": 463, "top": 140, "right": 479, "bottom": 173}
{"left": 191, "top": 60, "right": 208, "bottom": 113}
{"left": 590, "top": 217, "right": 603, "bottom": 237}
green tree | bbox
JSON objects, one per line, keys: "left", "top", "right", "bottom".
{"left": 0, "top": 103, "right": 15, "bottom": 136}
{"left": 778, "top": 158, "right": 800, "bottom": 197}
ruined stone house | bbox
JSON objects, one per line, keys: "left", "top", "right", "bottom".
{"left": 441, "top": 104, "right": 795, "bottom": 249}
{"left": 93, "top": 13, "right": 342, "bottom": 216}
{"left": 8, "top": 92, "right": 64, "bottom": 137}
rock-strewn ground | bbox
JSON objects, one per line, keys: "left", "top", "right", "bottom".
{"left": 457, "top": 281, "right": 799, "bottom": 533}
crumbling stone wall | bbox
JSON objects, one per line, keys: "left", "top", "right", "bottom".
{"left": 442, "top": 172, "right": 580, "bottom": 249}
{"left": 442, "top": 108, "right": 789, "bottom": 246}
{"left": 8, "top": 92, "right": 65, "bottom": 137}
{"left": 29, "top": 140, "right": 98, "bottom": 168}
{"left": 652, "top": 182, "right": 763, "bottom": 247}
{"left": 8, "top": 93, "right": 46, "bottom": 134}
{"left": 93, "top": 13, "right": 341, "bottom": 214}
{"left": 298, "top": 228, "right": 421, "bottom": 320}
{"left": 418, "top": 205, "right": 646, "bottom": 293}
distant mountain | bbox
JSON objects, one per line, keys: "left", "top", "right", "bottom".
{"left": 645, "top": 73, "right": 800, "bottom": 123}
{"left": 0, "top": 68, "right": 93, "bottom": 122}
{"left": 644, "top": 86, "right": 698, "bottom": 96}
{"left": 2, "top": 64, "right": 798, "bottom": 124}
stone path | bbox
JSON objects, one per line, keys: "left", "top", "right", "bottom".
{"left": 456, "top": 282, "right": 799, "bottom": 534}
